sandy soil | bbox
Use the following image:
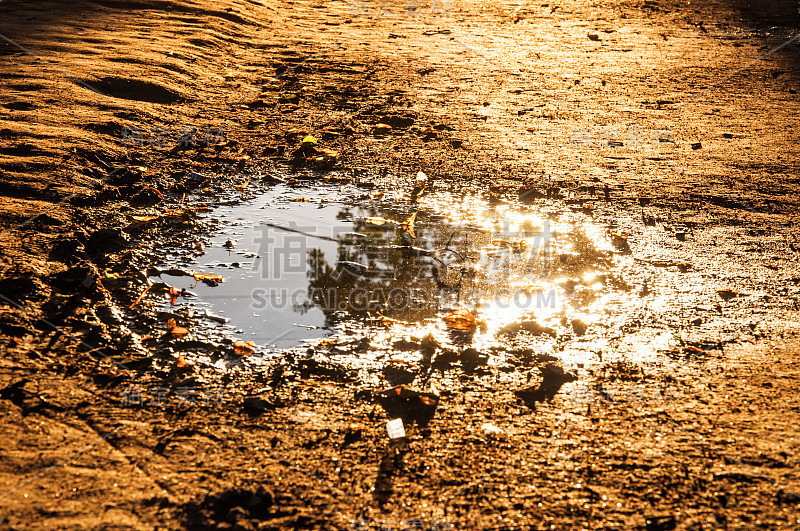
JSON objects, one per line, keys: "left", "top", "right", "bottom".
{"left": 1, "top": 0, "right": 800, "bottom": 529}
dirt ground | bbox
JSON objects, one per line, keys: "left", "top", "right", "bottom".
{"left": 1, "top": 0, "right": 800, "bottom": 529}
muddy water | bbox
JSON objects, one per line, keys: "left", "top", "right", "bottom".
{"left": 148, "top": 178, "right": 695, "bottom": 376}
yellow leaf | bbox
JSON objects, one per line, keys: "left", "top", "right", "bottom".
{"left": 401, "top": 212, "right": 418, "bottom": 238}
{"left": 366, "top": 217, "right": 391, "bottom": 225}
{"left": 289, "top": 197, "right": 310, "bottom": 202}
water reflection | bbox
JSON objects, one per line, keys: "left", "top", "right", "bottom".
{"left": 259, "top": 186, "right": 617, "bottom": 343}
{"left": 153, "top": 183, "right": 619, "bottom": 354}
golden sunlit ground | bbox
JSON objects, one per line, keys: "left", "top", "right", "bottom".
{"left": 1, "top": 0, "right": 800, "bottom": 529}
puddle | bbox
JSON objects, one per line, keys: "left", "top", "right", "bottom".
{"left": 149, "top": 179, "right": 663, "bottom": 369}
{"left": 145, "top": 173, "right": 800, "bottom": 386}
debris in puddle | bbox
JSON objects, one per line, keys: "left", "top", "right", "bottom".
{"left": 541, "top": 363, "right": 577, "bottom": 383}
{"left": 192, "top": 272, "right": 223, "bottom": 286}
{"left": 168, "top": 286, "right": 186, "bottom": 305}
{"left": 682, "top": 345, "right": 705, "bottom": 356}
{"left": 233, "top": 340, "right": 255, "bottom": 356}
{"left": 443, "top": 309, "right": 477, "bottom": 333}
{"left": 200, "top": 310, "right": 228, "bottom": 324}
{"left": 400, "top": 211, "right": 417, "bottom": 238}
{"left": 167, "top": 318, "right": 189, "bottom": 338}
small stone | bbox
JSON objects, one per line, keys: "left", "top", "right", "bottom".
{"left": 480, "top": 423, "right": 503, "bottom": 437}
{"left": 386, "top": 418, "right": 406, "bottom": 439}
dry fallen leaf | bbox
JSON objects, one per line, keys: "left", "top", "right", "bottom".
{"left": 168, "top": 286, "right": 184, "bottom": 305}
{"left": 176, "top": 354, "right": 191, "bottom": 367}
{"left": 366, "top": 217, "right": 392, "bottom": 225}
{"left": 420, "top": 395, "right": 437, "bottom": 406}
{"left": 443, "top": 309, "right": 477, "bottom": 332}
{"left": 289, "top": 197, "right": 310, "bottom": 202}
{"left": 234, "top": 340, "right": 255, "bottom": 356}
{"left": 167, "top": 318, "right": 189, "bottom": 338}
{"left": 129, "top": 285, "right": 152, "bottom": 309}
{"left": 192, "top": 272, "right": 223, "bottom": 286}
{"left": 401, "top": 212, "right": 418, "bottom": 238}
